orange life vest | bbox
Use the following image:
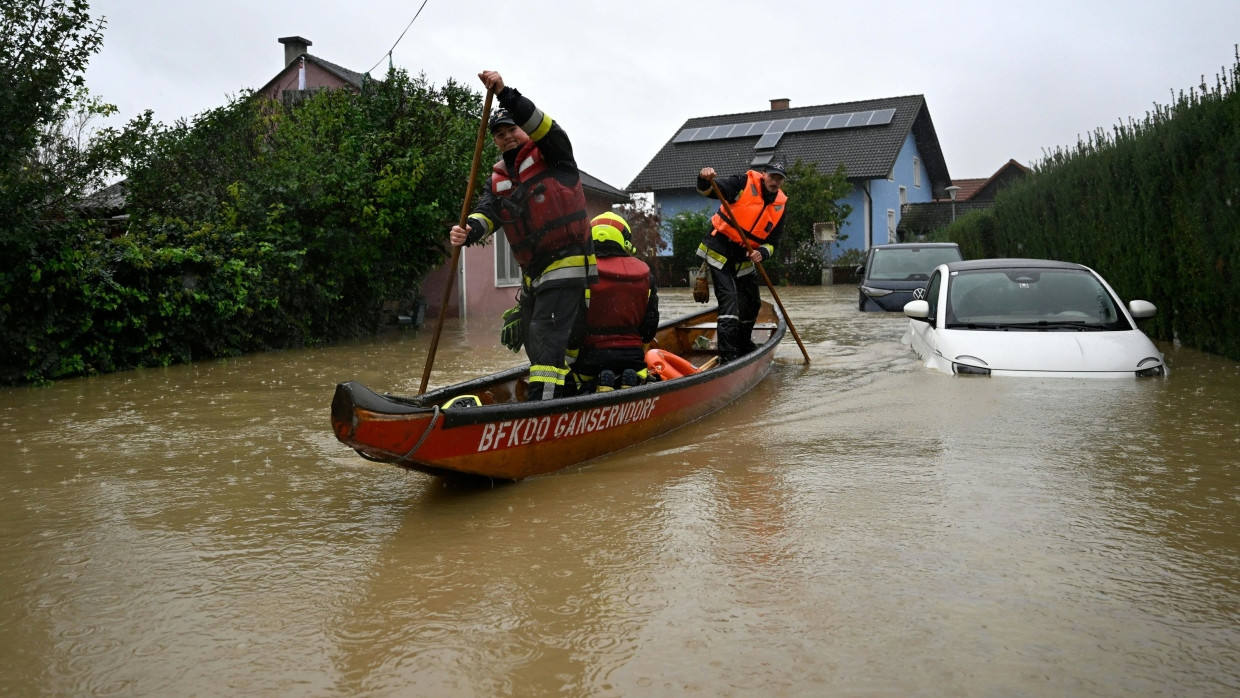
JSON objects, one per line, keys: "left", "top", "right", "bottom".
{"left": 583, "top": 255, "right": 650, "bottom": 350}
{"left": 490, "top": 142, "right": 590, "bottom": 272}
{"left": 710, "top": 170, "right": 787, "bottom": 246}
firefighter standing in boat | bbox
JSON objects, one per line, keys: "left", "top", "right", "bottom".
{"left": 449, "top": 70, "right": 596, "bottom": 401}
{"left": 569, "top": 212, "right": 660, "bottom": 393}
{"left": 696, "top": 163, "right": 788, "bottom": 363}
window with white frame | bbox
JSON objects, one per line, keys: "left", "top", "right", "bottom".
{"left": 494, "top": 232, "right": 522, "bottom": 286}
{"left": 887, "top": 209, "right": 896, "bottom": 242}
{"left": 913, "top": 157, "right": 921, "bottom": 188}
{"left": 899, "top": 185, "right": 907, "bottom": 206}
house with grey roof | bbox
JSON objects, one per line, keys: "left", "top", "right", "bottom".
{"left": 628, "top": 95, "right": 952, "bottom": 255}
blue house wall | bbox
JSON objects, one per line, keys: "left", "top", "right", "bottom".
{"left": 834, "top": 133, "right": 932, "bottom": 254}
{"left": 652, "top": 133, "right": 932, "bottom": 257}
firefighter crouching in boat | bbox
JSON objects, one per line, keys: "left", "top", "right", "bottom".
{"left": 567, "top": 213, "right": 660, "bottom": 394}
{"left": 449, "top": 70, "right": 596, "bottom": 401}
{"left": 696, "top": 162, "right": 787, "bottom": 363}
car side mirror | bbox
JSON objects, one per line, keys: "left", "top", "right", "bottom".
{"left": 855, "top": 265, "right": 864, "bottom": 275}
{"left": 1128, "top": 299, "right": 1156, "bottom": 319}
{"left": 904, "top": 299, "right": 931, "bottom": 321}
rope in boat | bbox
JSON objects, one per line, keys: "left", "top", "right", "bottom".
{"left": 400, "top": 404, "right": 441, "bottom": 461}
{"left": 353, "top": 404, "right": 442, "bottom": 464}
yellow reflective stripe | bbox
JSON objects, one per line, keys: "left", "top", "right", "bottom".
{"left": 529, "top": 364, "right": 568, "bottom": 385}
{"left": 737, "top": 261, "right": 756, "bottom": 276}
{"left": 759, "top": 243, "right": 774, "bottom": 258}
{"left": 697, "top": 243, "right": 727, "bottom": 269}
{"left": 468, "top": 212, "right": 495, "bottom": 235}
{"left": 530, "top": 254, "right": 596, "bottom": 288}
{"left": 526, "top": 110, "right": 553, "bottom": 141}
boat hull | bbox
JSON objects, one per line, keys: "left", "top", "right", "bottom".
{"left": 330, "top": 303, "right": 785, "bottom": 479}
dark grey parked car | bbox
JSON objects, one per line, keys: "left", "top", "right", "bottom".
{"left": 858, "top": 242, "right": 963, "bottom": 311}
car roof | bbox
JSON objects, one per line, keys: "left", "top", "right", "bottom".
{"left": 871, "top": 242, "right": 960, "bottom": 250}
{"left": 943, "top": 258, "right": 1088, "bottom": 272}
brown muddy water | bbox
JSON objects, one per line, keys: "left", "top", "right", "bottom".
{"left": 1, "top": 285, "right": 1238, "bottom": 696}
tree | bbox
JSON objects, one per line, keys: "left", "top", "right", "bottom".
{"left": 665, "top": 207, "right": 712, "bottom": 275}
{"left": 0, "top": 0, "right": 103, "bottom": 170}
{"left": 0, "top": 1, "right": 121, "bottom": 384}
{"left": 611, "top": 193, "right": 668, "bottom": 262}
{"left": 769, "top": 160, "right": 853, "bottom": 284}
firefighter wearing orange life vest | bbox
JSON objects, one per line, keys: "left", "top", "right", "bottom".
{"left": 696, "top": 163, "right": 788, "bottom": 362}
{"left": 568, "top": 213, "right": 659, "bottom": 393}
{"left": 450, "top": 70, "right": 596, "bottom": 401}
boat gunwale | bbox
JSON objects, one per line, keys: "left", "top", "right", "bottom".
{"left": 339, "top": 303, "right": 787, "bottom": 428}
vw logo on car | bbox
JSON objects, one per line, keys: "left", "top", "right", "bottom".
{"left": 912, "top": 287, "right": 927, "bottom": 300}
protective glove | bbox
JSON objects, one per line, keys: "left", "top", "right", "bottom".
{"left": 500, "top": 304, "right": 524, "bottom": 353}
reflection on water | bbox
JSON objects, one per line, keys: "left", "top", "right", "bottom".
{"left": 1, "top": 286, "right": 1238, "bottom": 695}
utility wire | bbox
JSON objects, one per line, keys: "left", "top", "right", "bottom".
{"left": 366, "top": 0, "right": 430, "bottom": 75}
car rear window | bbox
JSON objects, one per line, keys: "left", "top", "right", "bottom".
{"left": 868, "top": 247, "right": 963, "bottom": 281}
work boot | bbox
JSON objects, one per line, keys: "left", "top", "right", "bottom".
{"left": 619, "top": 369, "right": 640, "bottom": 388}
{"left": 595, "top": 370, "right": 616, "bottom": 393}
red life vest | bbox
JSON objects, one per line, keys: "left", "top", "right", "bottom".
{"left": 710, "top": 170, "right": 787, "bottom": 246}
{"left": 583, "top": 255, "right": 650, "bottom": 350}
{"left": 490, "top": 142, "right": 590, "bottom": 272}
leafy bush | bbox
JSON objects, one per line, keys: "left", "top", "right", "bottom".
{"left": 665, "top": 207, "right": 713, "bottom": 273}
{"left": 766, "top": 160, "right": 852, "bottom": 284}
{"left": 1, "top": 27, "right": 491, "bottom": 384}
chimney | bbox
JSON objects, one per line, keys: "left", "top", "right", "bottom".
{"left": 770, "top": 98, "right": 790, "bottom": 111}
{"left": 278, "top": 36, "right": 312, "bottom": 67}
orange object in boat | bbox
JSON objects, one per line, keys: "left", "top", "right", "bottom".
{"left": 645, "top": 348, "right": 699, "bottom": 380}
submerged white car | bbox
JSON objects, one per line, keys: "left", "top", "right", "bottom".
{"left": 902, "top": 259, "right": 1167, "bottom": 378}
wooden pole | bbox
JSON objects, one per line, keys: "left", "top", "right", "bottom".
{"left": 419, "top": 89, "right": 494, "bottom": 394}
{"left": 707, "top": 176, "right": 811, "bottom": 364}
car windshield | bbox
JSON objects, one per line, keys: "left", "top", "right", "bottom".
{"left": 867, "top": 247, "right": 962, "bottom": 281}
{"left": 945, "top": 268, "right": 1131, "bottom": 330}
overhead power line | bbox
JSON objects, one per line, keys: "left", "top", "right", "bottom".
{"left": 367, "top": 0, "right": 430, "bottom": 75}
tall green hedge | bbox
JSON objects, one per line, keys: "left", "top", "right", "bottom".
{"left": 1, "top": 70, "right": 490, "bottom": 385}
{"left": 939, "top": 49, "right": 1240, "bottom": 359}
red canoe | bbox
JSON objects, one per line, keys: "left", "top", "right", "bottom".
{"left": 330, "top": 301, "right": 785, "bottom": 480}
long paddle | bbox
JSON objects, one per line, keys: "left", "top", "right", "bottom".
{"left": 419, "top": 89, "right": 494, "bottom": 395}
{"left": 707, "top": 175, "right": 811, "bottom": 364}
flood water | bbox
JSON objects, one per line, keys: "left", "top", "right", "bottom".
{"left": 2, "top": 285, "right": 1238, "bottom": 696}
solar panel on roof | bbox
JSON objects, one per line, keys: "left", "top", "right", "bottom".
{"left": 755, "top": 132, "right": 782, "bottom": 149}
{"left": 847, "top": 111, "right": 874, "bottom": 127}
{"left": 826, "top": 114, "right": 850, "bottom": 129}
{"left": 869, "top": 108, "right": 895, "bottom": 125}
{"left": 767, "top": 119, "right": 791, "bottom": 133}
{"left": 674, "top": 105, "right": 897, "bottom": 147}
